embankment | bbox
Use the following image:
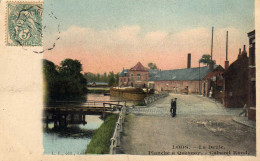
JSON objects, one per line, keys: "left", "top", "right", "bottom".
{"left": 110, "top": 88, "right": 150, "bottom": 101}
{"left": 86, "top": 114, "right": 118, "bottom": 154}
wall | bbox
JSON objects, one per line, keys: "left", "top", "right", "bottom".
{"left": 224, "top": 55, "right": 249, "bottom": 108}
{"left": 110, "top": 89, "right": 147, "bottom": 101}
{"left": 154, "top": 80, "right": 200, "bottom": 93}
{"left": 119, "top": 76, "right": 129, "bottom": 87}
{"left": 129, "top": 70, "right": 148, "bottom": 88}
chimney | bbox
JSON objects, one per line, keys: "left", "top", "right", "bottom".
{"left": 242, "top": 45, "right": 247, "bottom": 56}
{"left": 238, "top": 48, "right": 242, "bottom": 59}
{"left": 209, "top": 26, "right": 214, "bottom": 71}
{"left": 225, "top": 61, "right": 229, "bottom": 70}
{"left": 187, "top": 53, "right": 191, "bottom": 68}
{"left": 225, "top": 31, "right": 229, "bottom": 70}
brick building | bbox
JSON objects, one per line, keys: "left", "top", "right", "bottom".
{"left": 148, "top": 64, "right": 223, "bottom": 94}
{"left": 119, "top": 55, "right": 224, "bottom": 95}
{"left": 223, "top": 47, "right": 249, "bottom": 108}
{"left": 201, "top": 66, "right": 224, "bottom": 98}
{"left": 247, "top": 30, "right": 256, "bottom": 121}
{"left": 148, "top": 53, "right": 224, "bottom": 94}
{"left": 118, "top": 62, "right": 149, "bottom": 88}
{"left": 118, "top": 69, "right": 129, "bottom": 86}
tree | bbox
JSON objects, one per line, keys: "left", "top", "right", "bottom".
{"left": 59, "top": 59, "right": 82, "bottom": 76}
{"left": 43, "top": 59, "right": 87, "bottom": 101}
{"left": 199, "top": 54, "right": 216, "bottom": 66}
{"left": 148, "top": 62, "right": 158, "bottom": 69}
{"left": 43, "top": 59, "right": 60, "bottom": 97}
{"left": 114, "top": 73, "right": 119, "bottom": 86}
{"left": 108, "top": 72, "right": 116, "bottom": 86}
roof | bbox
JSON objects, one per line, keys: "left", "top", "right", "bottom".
{"left": 129, "top": 62, "right": 148, "bottom": 71}
{"left": 148, "top": 69, "right": 159, "bottom": 77}
{"left": 119, "top": 69, "right": 158, "bottom": 77}
{"left": 223, "top": 55, "right": 248, "bottom": 78}
{"left": 119, "top": 69, "right": 129, "bottom": 77}
{"left": 148, "top": 65, "right": 222, "bottom": 81}
{"left": 247, "top": 30, "right": 255, "bottom": 37}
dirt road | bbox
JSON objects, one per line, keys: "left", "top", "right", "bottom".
{"left": 121, "top": 93, "right": 256, "bottom": 155}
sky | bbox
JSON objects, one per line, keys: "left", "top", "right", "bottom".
{"left": 43, "top": 0, "right": 255, "bottom": 74}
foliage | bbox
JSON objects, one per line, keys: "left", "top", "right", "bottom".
{"left": 86, "top": 114, "right": 118, "bottom": 154}
{"left": 148, "top": 62, "right": 158, "bottom": 69}
{"left": 108, "top": 72, "right": 115, "bottom": 86}
{"left": 84, "top": 71, "right": 119, "bottom": 87}
{"left": 199, "top": 54, "right": 216, "bottom": 66}
{"left": 43, "top": 59, "right": 87, "bottom": 101}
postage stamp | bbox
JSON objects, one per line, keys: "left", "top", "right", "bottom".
{"left": 6, "top": 2, "right": 43, "bottom": 46}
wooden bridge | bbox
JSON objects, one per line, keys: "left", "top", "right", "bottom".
{"left": 43, "top": 101, "right": 126, "bottom": 128}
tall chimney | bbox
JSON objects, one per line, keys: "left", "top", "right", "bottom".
{"left": 225, "top": 31, "right": 229, "bottom": 70}
{"left": 238, "top": 48, "right": 242, "bottom": 59}
{"left": 211, "top": 27, "right": 214, "bottom": 62}
{"left": 209, "top": 27, "right": 214, "bottom": 71}
{"left": 242, "top": 45, "right": 247, "bottom": 56}
{"left": 187, "top": 53, "right": 191, "bottom": 68}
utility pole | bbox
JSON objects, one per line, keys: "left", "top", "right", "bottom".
{"left": 199, "top": 62, "right": 201, "bottom": 94}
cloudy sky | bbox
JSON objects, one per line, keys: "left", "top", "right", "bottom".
{"left": 43, "top": 0, "right": 254, "bottom": 74}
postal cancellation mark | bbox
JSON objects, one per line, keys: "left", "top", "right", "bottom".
{"left": 6, "top": 2, "right": 43, "bottom": 46}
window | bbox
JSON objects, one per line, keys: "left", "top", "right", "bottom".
{"left": 130, "top": 74, "right": 133, "bottom": 81}
{"left": 137, "top": 74, "right": 141, "bottom": 81}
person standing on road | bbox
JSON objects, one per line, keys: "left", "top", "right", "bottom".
{"left": 170, "top": 98, "right": 177, "bottom": 117}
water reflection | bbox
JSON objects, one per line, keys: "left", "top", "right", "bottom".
{"left": 43, "top": 94, "right": 140, "bottom": 155}
{"left": 43, "top": 115, "right": 103, "bottom": 155}
{"left": 44, "top": 125, "right": 96, "bottom": 138}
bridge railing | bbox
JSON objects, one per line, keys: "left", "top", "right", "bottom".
{"left": 45, "top": 100, "right": 126, "bottom": 109}
{"left": 109, "top": 106, "right": 126, "bottom": 154}
{"left": 144, "top": 91, "right": 169, "bottom": 105}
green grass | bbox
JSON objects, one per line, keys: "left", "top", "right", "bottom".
{"left": 86, "top": 114, "right": 118, "bottom": 154}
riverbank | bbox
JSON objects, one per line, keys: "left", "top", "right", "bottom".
{"left": 110, "top": 87, "right": 150, "bottom": 101}
{"left": 86, "top": 114, "right": 118, "bottom": 154}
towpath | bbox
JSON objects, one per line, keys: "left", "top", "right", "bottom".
{"left": 121, "top": 93, "right": 256, "bottom": 155}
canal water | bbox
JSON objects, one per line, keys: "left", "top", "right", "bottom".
{"left": 43, "top": 93, "right": 139, "bottom": 155}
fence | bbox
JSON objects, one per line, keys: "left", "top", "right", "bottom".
{"left": 144, "top": 91, "right": 169, "bottom": 105}
{"left": 109, "top": 106, "right": 126, "bottom": 154}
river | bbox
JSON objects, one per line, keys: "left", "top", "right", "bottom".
{"left": 43, "top": 93, "right": 139, "bottom": 155}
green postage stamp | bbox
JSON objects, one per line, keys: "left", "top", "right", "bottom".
{"left": 6, "top": 2, "right": 43, "bottom": 46}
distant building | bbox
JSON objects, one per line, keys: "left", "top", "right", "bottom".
{"left": 87, "top": 82, "right": 108, "bottom": 87}
{"left": 119, "top": 62, "right": 149, "bottom": 88}
{"left": 201, "top": 66, "right": 224, "bottom": 99}
{"left": 119, "top": 55, "right": 224, "bottom": 95}
{"left": 148, "top": 65, "right": 224, "bottom": 94}
{"left": 118, "top": 69, "right": 129, "bottom": 87}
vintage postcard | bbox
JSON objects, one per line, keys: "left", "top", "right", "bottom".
{"left": 0, "top": 0, "right": 259, "bottom": 161}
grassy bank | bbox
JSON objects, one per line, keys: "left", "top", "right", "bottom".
{"left": 86, "top": 114, "right": 118, "bottom": 154}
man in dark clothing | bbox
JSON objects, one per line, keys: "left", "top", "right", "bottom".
{"left": 170, "top": 98, "right": 177, "bottom": 117}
